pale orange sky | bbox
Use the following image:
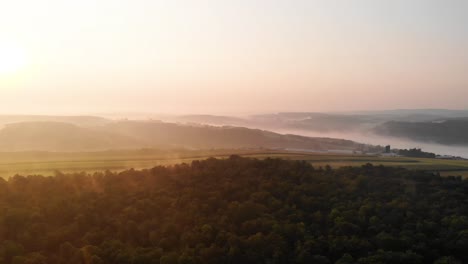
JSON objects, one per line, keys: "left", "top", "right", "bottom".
{"left": 0, "top": 0, "right": 467, "bottom": 115}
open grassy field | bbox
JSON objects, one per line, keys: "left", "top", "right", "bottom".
{"left": 1, "top": 149, "right": 468, "bottom": 178}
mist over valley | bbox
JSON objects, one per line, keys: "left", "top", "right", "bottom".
{"left": 2, "top": 1, "right": 468, "bottom": 262}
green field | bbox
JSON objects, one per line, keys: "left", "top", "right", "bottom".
{"left": 1, "top": 149, "right": 468, "bottom": 178}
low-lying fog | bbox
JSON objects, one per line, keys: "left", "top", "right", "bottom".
{"left": 273, "top": 129, "right": 468, "bottom": 158}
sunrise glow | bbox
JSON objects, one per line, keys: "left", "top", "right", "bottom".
{"left": 0, "top": 41, "right": 27, "bottom": 75}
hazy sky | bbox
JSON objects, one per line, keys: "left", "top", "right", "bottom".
{"left": 0, "top": 0, "right": 467, "bottom": 115}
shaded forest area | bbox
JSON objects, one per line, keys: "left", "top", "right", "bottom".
{"left": 0, "top": 157, "right": 467, "bottom": 264}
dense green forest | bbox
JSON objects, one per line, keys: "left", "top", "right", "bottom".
{"left": 0, "top": 157, "right": 467, "bottom": 264}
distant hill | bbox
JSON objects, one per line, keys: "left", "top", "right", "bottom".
{"left": 0, "top": 122, "right": 140, "bottom": 152}
{"left": 161, "top": 110, "right": 468, "bottom": 134}
{"left": 374, "top": 120, "right": 468, "bottom": 145}
{"left": 102, "top": 121, "right": 364, "bottom": 150}
{"left": 2, "top": 109, "right": 466, "bottom": 150}
{"left": 350, "top": 109, "right": 468, "bottom": 118}
{"left": 0, "top": 121, "right": 366, "bottom": 152}
{"left": 250, "top": 113, "right": 380, "bottom": 132}
{"left": 0, "top": 115, "right": 110, "bottom": 127}
{"left": 168, "top": 114, "right": 248, "bottom": 126}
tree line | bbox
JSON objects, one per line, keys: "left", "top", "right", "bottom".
{"left": 0, "top": 156, "right": 467, "bottom": 264}
{"left": 398, "top": 148, "right": 436, "bottom": 158}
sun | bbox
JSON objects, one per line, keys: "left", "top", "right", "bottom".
{"left": 0, "top": 41, "right": 28, "bottom": 75}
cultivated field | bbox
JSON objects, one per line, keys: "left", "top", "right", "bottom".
{"left": 1, "top": 149, "right": 468, "bottom": 178}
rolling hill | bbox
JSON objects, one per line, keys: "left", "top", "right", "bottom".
{"left": 167, "top": 110, "right": 468, "bottom": 134}
{"left": 0, "top": 121, "right": 368, "bottom": 152}
{"left": 374, "top": 120, "right": 468, "bottom": 145}
{"left": 0, "top": 115, "right": 110, "bottom": 127}
{"left": 374, "top": 119, "right": 468, "bottom": 146}
{"left": 0, "top": 122, "right": 140, "bottom": 151}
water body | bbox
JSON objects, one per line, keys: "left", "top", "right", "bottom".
{"left": 275, "top": 129, "right": 468, "bottom": 158}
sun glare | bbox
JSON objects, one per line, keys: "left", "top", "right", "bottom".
{"left": 0, "top": 41, "right": 28, "bottom": 75}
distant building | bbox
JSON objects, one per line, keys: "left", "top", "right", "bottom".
{"left": 384, "top": 145, "right": 391, "bottom": 153}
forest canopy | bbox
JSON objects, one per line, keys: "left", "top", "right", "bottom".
{"left": 0, "top": 157, "right": 467, "bottom": 264}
